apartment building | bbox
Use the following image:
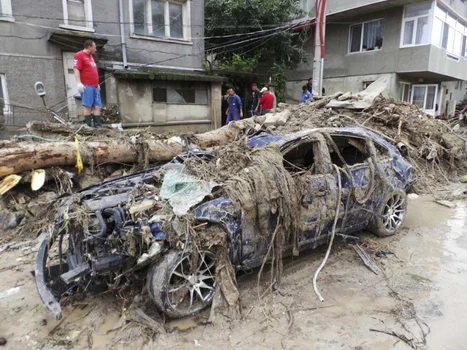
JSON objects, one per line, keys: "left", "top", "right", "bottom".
{"left": 290, "top": 0, "right": 467, "bottom": 116}
{"left": 0, "top": 0, "right": 223, "bottom": 131}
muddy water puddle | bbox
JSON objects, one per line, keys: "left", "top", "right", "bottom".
{"left": 423, "top": 201, "right": 467, "bottom": 350}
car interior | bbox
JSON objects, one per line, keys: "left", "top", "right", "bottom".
{"left": 283, "top": 142, "right": 316, "bottom": 174}
{"left": 328, "top": 136, "right": 369, "bottom": 167}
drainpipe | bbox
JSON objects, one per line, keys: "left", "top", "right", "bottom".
{"left": 118, "top": 0, "right": 128, "bottom": 69}
{"left": 313, "top": 0, "right": 327, "bottom": 96}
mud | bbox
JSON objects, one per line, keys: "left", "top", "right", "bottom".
{"left": 1, "top": 187, "right": 466, "bottom": 349}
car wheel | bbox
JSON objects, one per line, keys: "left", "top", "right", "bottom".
{"left": 368, "top": 190, "right": 407, "bottom": 237}
{"left": 147, "top": 250, "right": 217, "bottom": 318}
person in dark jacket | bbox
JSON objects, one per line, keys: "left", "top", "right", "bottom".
{"left": 226, "top": 88, "right": 243, "bottom": 123}
{"left": 247, "top": 83, "right": 260, "bottom": 118}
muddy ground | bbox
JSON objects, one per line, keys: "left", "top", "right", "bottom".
{"left": 1, "top": 190, "right": 466, "bottom": 350}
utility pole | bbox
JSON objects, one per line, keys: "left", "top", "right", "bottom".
{"left": 313, "top": 0, "right": 327, "bottom": 96}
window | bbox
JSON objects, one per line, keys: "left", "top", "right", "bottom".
{"left": 328, "top": 136, "right": 370, "bottom": 167}
{"left": 349, "top": 19, "right": 384, "bottom": 53}
{"left": 399, "top": 83, "right": 411, "bottom": 103}
{"left": 61, "top": 0, "right": 93, "bottom": 30}
{"left": 153, "top": 82, "right": 208, "bottom": 104}
{"left": 283, "top": 141, "right": 317, "bottom": 173}
{"left": 132, "top": 0, "right": 190, "bottom": 40}
{"left": 363, "top": 81, "right": 375, "bottom": 89}
{"left": 410, "top": 84, "right": 438, "bottom": 116}
{"left": 0, "top": 0, "right": 13, "bottom": 19}
{"left": 153, "top": 88, "right": 167, "bottom": 102}
{"left": 432, "top": 4, "right": 466, "bottom": 57}
{"left": 401, "top": 2, "right": 431, "bottom": 46}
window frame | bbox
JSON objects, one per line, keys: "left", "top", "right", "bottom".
{"left": 60, "top": 0, "right": 94, "bottom": 32}
{"left": 363, "top": 81, "right": 375, "bottom": 89}
{"left": 0, "top": 74, "right": 11, "bottom": 122}
{"left": 129, "top": 0, "right": 192, "bottom": 42}
{"left": 0, "top": 0, "right": 14, "bottom": 22}
{"left": 399, "top": 82, "right": 411, "bottom": 103}
{"left": 400, "top": 1, "right": 433, "bottom": 48}
{"left": 348, "top": 18, "right": 385, "bottom": 54}
{"left": 152, "top": 82, "right": 209, "bottom": 105}
{"left": 410, "top": 84, "right": 438, "bottom": 116}
{"left": 432, "top": 3, "right": 467, "bottom": 59}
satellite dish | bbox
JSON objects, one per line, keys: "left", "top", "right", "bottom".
{"left": 34, "top": 82, "right": 46, "bottom": 97}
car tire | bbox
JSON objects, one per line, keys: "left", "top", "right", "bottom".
{"left": 147, "top": 249, "right": 217, "bottom": 319}
{"left": 368, "top": 190, "right": 407, "bottom": 237}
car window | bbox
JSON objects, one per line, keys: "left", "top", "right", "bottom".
{"left": 327, "top": 136, "right": 370, "bottom": 167}
{"left": 282, "top": 141, "right": 318, "bottom": 174}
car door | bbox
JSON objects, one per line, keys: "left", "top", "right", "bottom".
{"left": 280, "top": 133, "right": 339, "bottom": 250}
{"left": 326, "top": 134, "right": 379, "bottom": 231}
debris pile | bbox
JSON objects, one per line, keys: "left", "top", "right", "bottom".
{"left": 268, "top": 94, "right": 467, "bottom": 192}
{"left": 101, "top": 104, "right": 121, "bottom": 124}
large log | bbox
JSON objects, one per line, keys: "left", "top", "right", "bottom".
{"left": 0, "top": 117, "right": 265, "bottom": 177}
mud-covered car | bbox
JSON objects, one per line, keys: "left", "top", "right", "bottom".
{"left": 35, "top": 127, "right": 415, "bottom": 320}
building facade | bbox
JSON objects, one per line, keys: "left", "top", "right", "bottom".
{"left": 290, "top": 0, "right": 467, "bottom": 116}
{"left": 0, "top": 0, "right": 223, "bottom": 132}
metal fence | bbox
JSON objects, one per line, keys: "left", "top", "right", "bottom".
{"left": 4, "top": 105, "right": 50, "bottom": 127}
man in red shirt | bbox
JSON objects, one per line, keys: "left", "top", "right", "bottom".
{"left": 73, "top": 40, "right": 102, "bottom": 128}
{"left": 255, "top": 87, "right": 275, "bottom": 115}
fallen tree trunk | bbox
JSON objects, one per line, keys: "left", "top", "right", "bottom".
{"left": 26, "top": 121, "right": 120, "bottom": 138}
{"left": 0, "top": 117, "right": 264, "bottom": 177}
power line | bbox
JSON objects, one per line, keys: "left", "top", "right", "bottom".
{"left": 14, "top": 13, "right": 290, "bottom": 29}
{"left": 140, "top": 25, "right": 294, "bottom": 68}
{"left": 6, "top": 20, "right": 290, "bottom": 61}
{"left": 11, "top": 19, "right": 290, "bottom": 42}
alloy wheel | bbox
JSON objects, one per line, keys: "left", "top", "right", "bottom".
{"left": 166, "top": 251, "right": 216, "bottom": 312}
{"left": 382, "top": 193, "right": 406, "bottom": 232}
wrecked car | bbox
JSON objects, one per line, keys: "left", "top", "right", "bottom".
{"left": 35, "top": 126, "right": 415, "bottom": 320}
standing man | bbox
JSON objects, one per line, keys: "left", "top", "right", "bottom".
{"left": 225, "top": 88, "right": 243, "bottom": 124}
{"left": 247, "top": 83, "right": 260, "bottom": 117}
{"left": 255, "top": 87, "right": 274, "bottom": 115}
{"left": 73, "top": 40, "right": 102, "bottom": 128}
{"left": 306, "top": 77, "right": 318, "bottom": 97}
{"left": 221, "top": 89, "right": 230, "bottom": 126}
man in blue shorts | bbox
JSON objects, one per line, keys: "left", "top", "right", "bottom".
{"left": 73, "top": 40, "right": 102, "bottom": 128}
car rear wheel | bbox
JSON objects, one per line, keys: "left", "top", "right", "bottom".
{"left": 368, "top": 190, "right": 407, "bottom": 237}
{"left": 147, "top": 250, "right": 217, "bottom": 318}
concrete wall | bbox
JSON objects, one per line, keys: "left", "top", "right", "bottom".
{"left": 95, "top": 0, "right": 204, "bottom": 69}
{"left": 0, "top": 1, "right": 69, "bottom": 119}
{"left": 428, "top": 45, "right": 467, "bottom": 81}
{"left": 288, "top": 1, "right": 467, "bottom": 101}
{"left": 288, "top": 7, "right": 405, "bottom": 98}
{"left": 300, "top": 0, "right": 427, "bottom": 17}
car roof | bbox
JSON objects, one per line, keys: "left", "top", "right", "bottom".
{"left": 248, "top": 126, "right": 400, "bottom": 156}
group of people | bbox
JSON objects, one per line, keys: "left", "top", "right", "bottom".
{"left": 74, "top": 40, "right": 322, "bottom": 127}
{"left": 223, "top": 84, "right": 275, "bottom": 125}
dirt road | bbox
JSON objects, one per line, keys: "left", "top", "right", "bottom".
{"left": 1, "top": 194, "right": 466, "bottom": 349}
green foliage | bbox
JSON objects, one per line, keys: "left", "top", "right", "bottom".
{"left": 271, "top": 62, "right": 288, "bottom": 103}
{"left": 205, "top": 0, "right": 307, "bottom": 98}
{"left": 217, "top": 54, "right": 259, "bottom": 73}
